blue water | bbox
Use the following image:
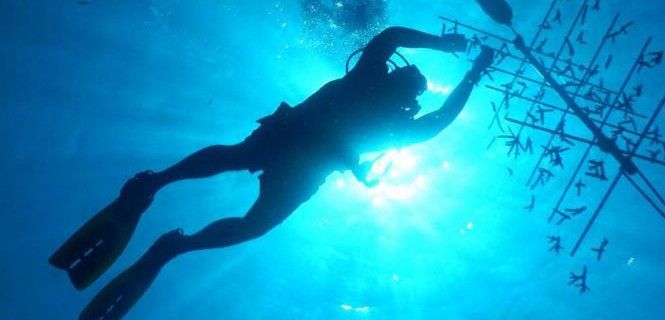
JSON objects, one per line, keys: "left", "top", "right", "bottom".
{"left": 2, "top": 0, "right": 665, "bottom": 319}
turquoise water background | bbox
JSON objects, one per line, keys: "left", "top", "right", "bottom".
{"left": 2, "top": 1, "right": 665, "bottom": 319}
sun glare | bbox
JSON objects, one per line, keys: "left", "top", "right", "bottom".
{"left": 334, "top": 148, "right": 436, "bottom": 206}
{"left": 427, "top": 81, "right": 452, "bottom": 95}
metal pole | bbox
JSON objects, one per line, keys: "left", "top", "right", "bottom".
{"left": 511, "top": 35, "right": 638, "bottom": 175}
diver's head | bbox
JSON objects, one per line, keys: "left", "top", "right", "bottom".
{"left": 386, "top": 64, "right": 427, "bottom": 97}
{"left": 383, "top": 64, "right": 427, "bottom": 116}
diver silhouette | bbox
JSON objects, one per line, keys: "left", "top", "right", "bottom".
{"left": 49, "top": 26, "right": 494, "bottom": 320}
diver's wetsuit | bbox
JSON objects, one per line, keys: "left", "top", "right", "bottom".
{"left": 143, "top": 27, "right": 489, "bottom": 256}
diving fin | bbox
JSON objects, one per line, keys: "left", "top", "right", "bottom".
{"left": 79, "top": 229, "right": 183, "bottom": 320}
{"left": 49, "top": 198, "right": 146, "bottom": 290}
{"left": 49, "top": 172, "right": 156, "bottom": 290}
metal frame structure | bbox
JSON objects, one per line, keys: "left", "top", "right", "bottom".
{"left": 440, "top": 0, "right": 664, "bottom": 292}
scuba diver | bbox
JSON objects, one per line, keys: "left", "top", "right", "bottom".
{"left": 49, "top": 26, "right": 494, "bottom": 319}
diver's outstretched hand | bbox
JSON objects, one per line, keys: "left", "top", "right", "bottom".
{"left": 352, "top": 161, "right": 379, "bottom": 188}
{"left": 471, "top": 45, "right": 495, "bottom": 75}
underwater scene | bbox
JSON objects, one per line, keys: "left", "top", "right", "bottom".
{"left": 2, "top": 0, "right": 665, "bottom": 319}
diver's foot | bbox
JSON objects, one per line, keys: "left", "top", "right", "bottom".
{"left": 119, "top": 170, "right": 158, "bottom": 214}
{"left": 471, "top": 45, "right": 495, "bottom": 74}
{"left": 146, "top": 229, "right": 185, "bottom": 265}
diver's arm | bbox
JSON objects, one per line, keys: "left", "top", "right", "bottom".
{"left": 404, "top": 47, "right": 494, "bottom": 144}
{"left": 407, "top": 72, "right": 480, "bottom": 143}
{"left": 352, "top": 27, "right": 467, "bottom": 73}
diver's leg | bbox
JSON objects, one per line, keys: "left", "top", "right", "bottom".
{"left": 142, "top": 143, "right": 255, "bottom": 193}
{"left": 115, "top": 142, "right": 255, "bottom": 214}
{"left": 166, "top": 170, "right": 322, "bottom": 256}
{"left": 79, "top": 171, "right": 322, "bottom": 319}
{"left": 55, "top": 143, "right": 259, "bottom": 292}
